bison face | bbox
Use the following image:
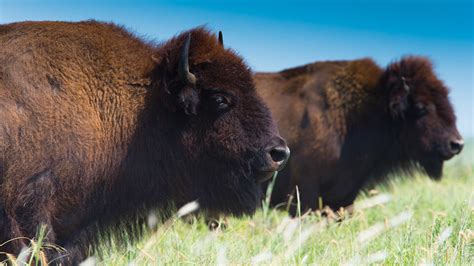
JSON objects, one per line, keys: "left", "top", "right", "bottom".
{"left": 156, "top": 29, "right": 290, "bottom": 215}
{"left": 385, "top": 56, "right": 463, "bottom": 179}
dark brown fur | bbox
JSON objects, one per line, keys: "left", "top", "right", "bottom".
{"left": 0, "top": 21, "right": 287, "bottom": 263}
{"left": 256, "top": 57, "right": 462, "bottom": 215}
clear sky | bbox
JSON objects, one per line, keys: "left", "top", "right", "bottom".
{"left": 1, "top": 0, "right": 473, "bottom": 136}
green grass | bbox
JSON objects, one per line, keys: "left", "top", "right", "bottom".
{"left": 6, "top": 142, "right": 474, "bottom": 265}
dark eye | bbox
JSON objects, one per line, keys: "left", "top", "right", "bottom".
{"left": 211, "top": 94, "right": 231, "bottom": 112}
{"left": 414, "top": 103, "right": 428, "bottom": 117}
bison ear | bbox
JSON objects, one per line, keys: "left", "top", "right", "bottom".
{"left": 388, "top": 76, "right": 411, "bottom": 119}
{"left": 159, "top": 82, "right": 200, "bottom": 115}
{"left": 176, "top": 86, "right": 199, "bottom": 115}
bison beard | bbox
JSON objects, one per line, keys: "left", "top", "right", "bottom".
{"left": 420, "top": 158, "right": 444, "bottom": 179}
{"left": 0, "top": 21, "right": 289, "bottom": 263}
{"left": 194, "top": 155, "right": 263, "bottom": 216}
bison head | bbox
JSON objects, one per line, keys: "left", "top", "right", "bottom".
{"left": 383, "top": 56, "right": 463, "bottom": 179}
{"left": 153, "top": 28, "right": 290, "bottom": 215}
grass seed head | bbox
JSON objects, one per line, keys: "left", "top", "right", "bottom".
{"left": 176, "top": 201, "right": 200, "bottom": 218}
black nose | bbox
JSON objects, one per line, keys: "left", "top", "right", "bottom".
{"left": 449, "top": 138, "right": 464, "bottom": 155}
{"left": 269, "top": 144, "right": 290, "bottom": 171}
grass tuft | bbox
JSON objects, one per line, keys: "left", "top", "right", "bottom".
{"left": 9, "top": 141, "right": 473, "bottom": 265}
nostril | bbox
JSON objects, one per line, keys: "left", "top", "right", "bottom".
{"left": 270, "top": 146, "right": 290, "bottom": 165}
{"left": 450, "top": 140, "right": 464, "bottom": 155}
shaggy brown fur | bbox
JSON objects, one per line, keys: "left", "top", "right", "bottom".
{"left": 256, "top": 57, "right": 463, "bottom": 215}
{"left": 0, "top": 21, "right": 289, "bottom": 263}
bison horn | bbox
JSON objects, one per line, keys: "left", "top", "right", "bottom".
{"left": 179, "top": 33, "right": 197, "bottom": 85}
{"left": 218, "top": 31, "right": 224, "bottom": 47}
{"left": 401, "top": 76, "right": 410, "bottom": 93}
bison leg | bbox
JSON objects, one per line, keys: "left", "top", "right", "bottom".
{"left": 289, "top": 179, "right": 321, "bottom": 217}
{"left": 5, "top": 169, "right": 64, "bottom": 263}
{"left": 6, "top": 202, "right": 68, "bottom": 265}
{"left": 19, "top": 222, "right": 92, "bottom": 265}
{"left": 54, "top": 223, "right": 99, "bottom": 265}
{"left": 0, "top": 208, "right": 27, "bottom": 261}
{"left": 15, "top": 216, "right": 91, "bottom": 264}
{"left": 266, "top": 168, "right": 293, "bottom": 209}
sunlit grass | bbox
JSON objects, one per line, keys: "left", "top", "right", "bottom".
{"left": 97, "top": 140, "right": 473, "bottom": 265}
{"left": 3, "top": 141, "right": 472, "bottom": 265}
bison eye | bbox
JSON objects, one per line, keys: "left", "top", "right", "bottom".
{"left": 210, "top": 94, "right": 231, "bottom": 112}
{"left": 414, "top": 103, "right": 428, "bottom": 118}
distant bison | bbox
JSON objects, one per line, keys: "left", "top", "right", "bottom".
{"left": 0, "top": 21, "right": 289, "bottom": 263}
{"left": 256, "top": 57, "right": 463, "bottom": 215}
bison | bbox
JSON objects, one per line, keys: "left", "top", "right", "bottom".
{"left": 255, "top": 57, "right": 463, "bottom": 215}
{"left": 0, "top": 21, "right": 290, "bottom": 263}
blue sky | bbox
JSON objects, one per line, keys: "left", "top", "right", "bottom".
{"left": 1, "top": 0, "right": 473, "bottom": 136}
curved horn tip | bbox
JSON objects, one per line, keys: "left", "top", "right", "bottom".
{"left": 218, "top": 31, "right": 224, "bottom": 47}
{"left": 185, "top": 32, "right": 192, "bottom": 48}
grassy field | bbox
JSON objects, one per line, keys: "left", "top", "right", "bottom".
{"left": 6, "top": 142, "right": 473, "bottom": 265}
